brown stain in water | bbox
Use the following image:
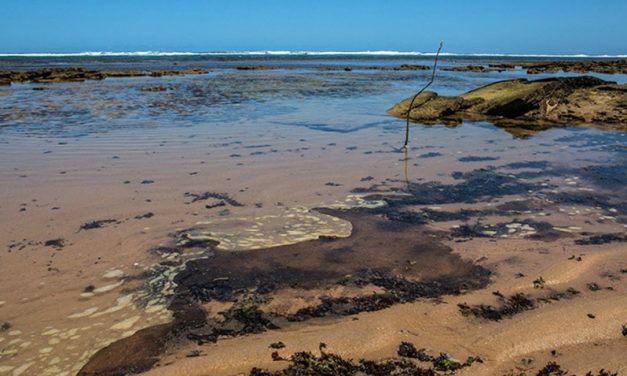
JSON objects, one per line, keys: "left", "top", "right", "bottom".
{"left": 78, "top": 208, "right": 490, "bottom": 375}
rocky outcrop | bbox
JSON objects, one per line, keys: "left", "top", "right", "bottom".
{"left": 235, "top": 65, "right": 277, "bottom": 70}
{"left": 319, "top": 66, "right": 353, "bottom": 71}
{"left": 521, "top": 59, "right": 627, "bottom": 75}
{"left": 393, "top": 64, "right": 431, "bottom": 71}
{"left": 0, "top": 67, "right": 208, "bottom": 84}
{"left": 140, "top": 85, "right": 168, "bottom": 92}
{"left": 442, "top": 64, "right": 515, "bottom": 73}
{"left": 388, "top": 76, "right": 627, "bottom": 135}
{"left": 442, "top": 60, "right": 627, "bottom": 74}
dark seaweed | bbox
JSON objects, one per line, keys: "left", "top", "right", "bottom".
{"left": 458, "top": 156, "right": 499, "bottom": 162}
{"left": 44, "top": 238, "right": 65, "bottom": 248}
{"left": 184, "top": 191, "right": 244, "bottom": 207}
{"left": 79, "top": 219, "right": 118, "bottom": 231}
{"left": 458, "top": 293, "right": 535, "bottom": 321}
{"left": 134, "top": 212, "right": 154, "bottom": 220}
{"left": 249, "top": 343, "right": 483, "bottom": 376}
{"left": 537, "top": 362, "right": 568, "bottom": 376}
{"left": 270, "top": 342, "right": 286, "bottom": 349}
{"left": 575, "top": 233, "right": 627, "bottom": 245}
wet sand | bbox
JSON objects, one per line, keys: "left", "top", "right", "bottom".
{"left": 135, "top": 239, "right": 627, "bottom": 376}
{"left": 1, "top": 122, "right": 625, "bottom": 375}
{"left": 1, "top": 61, "right": 626, "bottom": 375}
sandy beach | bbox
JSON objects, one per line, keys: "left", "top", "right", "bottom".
{"left": 0, "top": 55, "right": 626, "bottom": 376}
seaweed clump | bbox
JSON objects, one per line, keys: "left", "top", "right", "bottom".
{"left": 575, "top": 233, "right": 627, "bottom": 245}
{"left": 535, "top": 361, "right": 618, "bottom": 376}
{"left": 79, "top": 219, "right": 118, "bottom": 230}
{"left": 397, "top": 342, "right": 482, "bottom": 372}
{"left": 250, "top": 349, "right": 357, "bottom": 376}
{"left": 458, "top": 293, "right": 535, "bottom": 321}
{"left": 184, "top": 191, "right": 244, "bottom": 207}
{"left": 44, "top": 238, "right": 65, "bottom": 248}
{"left": 286, "top": 269, "right": 486, "bottom": 322}
{"left": 186, "top": 299, "right": 279, "bottom": 345}
{"left": 458, "top": 287, "right": 583, "bottom": 321}
{"left": 536, "top": 362, "right": 568, "bottom": 376}
{"left": 249, "top": 342, "right": 481, "bottom": 376}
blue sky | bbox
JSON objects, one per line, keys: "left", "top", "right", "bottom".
{"left": 1, "top": 0, "right": 625, "bottom": 54}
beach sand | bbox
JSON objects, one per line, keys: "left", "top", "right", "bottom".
{"left": 0, "top": 60, "right": 625, "bottom": 376}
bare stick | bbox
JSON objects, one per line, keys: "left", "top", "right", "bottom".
{"left": 403, "top": 41, "right": 443, "bottom": 149}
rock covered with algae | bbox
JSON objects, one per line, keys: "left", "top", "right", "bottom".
{"left": 388, "top": 76, "right": 627, "bottom": 135}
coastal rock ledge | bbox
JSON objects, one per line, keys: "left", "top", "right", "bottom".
{"left": 388, "top": 76, "right": 626, "bottom": 133}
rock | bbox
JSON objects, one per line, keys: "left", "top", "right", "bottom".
{"left": 319, "top": 66, "right": 352, "bottom": 71}
{"left": 521, "top": 59, "right": 626, "bottom": 74}
{"left": 0, "top": 72, "right": 13, "bottom": 86}
{"left": 388, "top": 76, "right": 627, "bottom": 135}
{"left": 442, "top": 64, "right": 517, "bottom": 73}
{"left": 235, "top": 66, "right": 276, "bottom": 70}
{"left": 443, "top": 65, "right": 492, "bottom": 72}
{"left": 387, "top": 91, "right": 469, "bottom": 124}
{"left": 489, "top": 63, "right": 516, "bottom": 70}
{"left": 0, "top": 92, "right": 9, "bottom": 96}
{"left": 394, "top": 64, "right": 430, "bottom": 71}
{"left": 140, "top": 86, "right": 167, "bottom": 92}
{"left": 0, "top": 67, "right": 208, "bottom": 84}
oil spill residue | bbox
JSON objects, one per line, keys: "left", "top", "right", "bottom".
{"left": 78, "top": 208, "right": 490, "bottom": 375}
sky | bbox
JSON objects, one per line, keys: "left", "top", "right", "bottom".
{"left": 1, "top": 0, "right": 626, "bottom": 55}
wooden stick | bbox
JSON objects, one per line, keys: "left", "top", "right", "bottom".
{"left": 403, "top": 41, "right": 444, "bottom": 149}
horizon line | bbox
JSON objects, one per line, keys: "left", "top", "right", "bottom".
{"left": 0, "top": 50, "right": 626, "bottom": 58}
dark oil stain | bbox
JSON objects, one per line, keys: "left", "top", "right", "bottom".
{"left": 79, "top": 208, "right": 490, "bottom": 375}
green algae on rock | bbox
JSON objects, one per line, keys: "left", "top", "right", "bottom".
{"left": 388, "top": 76, "right": 627, "bottom": 136}
{"left": 521, "top": 59, "right": 627, "bottom": 75}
